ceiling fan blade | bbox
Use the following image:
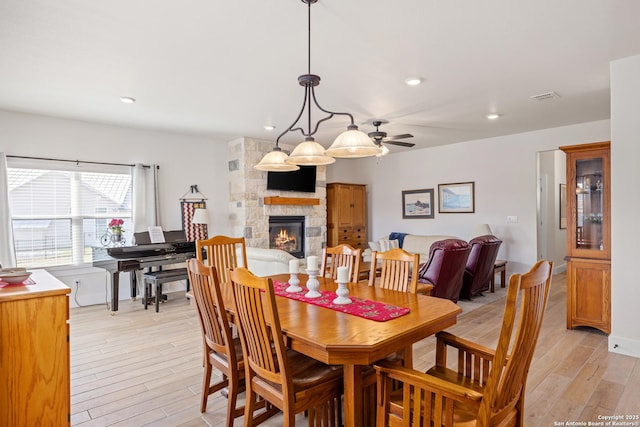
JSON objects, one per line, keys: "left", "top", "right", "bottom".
{"left": 385, "top": 140, "right": 415, "bottom": 147}
{"left": 383, "top": 133, "right": 413, "bottom": 141}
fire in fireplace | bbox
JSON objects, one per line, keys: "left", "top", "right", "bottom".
{"left": 269, "top": 216, "right": 305, "bottom": 258}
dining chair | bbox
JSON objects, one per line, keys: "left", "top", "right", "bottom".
{"left": 368, "top": 248, "right": 419, "bottom": 294}
{"left": 374, "top": 260, "right": 553, "bottom": 427}
{"left": 194, "top": 236, "right": 246, "bottom": 366}
{"left": 229, "top": 267, "right": 344, "bottom": 427}
{"left": 320, "top": 243, "right": 362, "bottom": 283}
{"left": 186, "top": 259, "right": 274, "bottom": 425}
{"left": 196, "top": 235, "right": 248, "bottom": 284}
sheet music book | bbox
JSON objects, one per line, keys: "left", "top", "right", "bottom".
{"left": 147, "top": 226, "right": 165, "bottom": 243}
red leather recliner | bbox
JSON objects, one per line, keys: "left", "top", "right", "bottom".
{"left": 417, "top": 239, "right": 471, "bottom": 303}
{"left": 458, "top": 235, "right": 502, "bottom": 300}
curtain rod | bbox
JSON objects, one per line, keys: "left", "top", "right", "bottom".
{"left": 6, "top": 155, "right": 151, "bottom": 168}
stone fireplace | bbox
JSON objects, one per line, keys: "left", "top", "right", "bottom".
{"left": 227, "top": 137, "right": 327, "bottom": 257}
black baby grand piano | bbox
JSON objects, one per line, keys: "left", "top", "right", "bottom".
{"left": 92, "top": 230, "right": 196, "bottom": 312}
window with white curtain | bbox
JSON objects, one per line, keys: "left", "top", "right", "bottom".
{"left": 6, "top": 158, "right": 133, "bottom": 268}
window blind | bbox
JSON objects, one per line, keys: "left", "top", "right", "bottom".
{"left": 7, "top": 158, "right": 133, "bottom": 268}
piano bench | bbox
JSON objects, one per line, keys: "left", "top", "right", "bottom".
{"left": 142, "top": 268, "right": 190, "bottom": 313}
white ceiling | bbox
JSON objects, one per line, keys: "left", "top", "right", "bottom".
{"left": 1, "top": 0, "right": 640, "bottom": 153}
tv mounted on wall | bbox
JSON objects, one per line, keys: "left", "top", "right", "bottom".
{"left": 267, "top": 165, "right": 317, "bottom": 193}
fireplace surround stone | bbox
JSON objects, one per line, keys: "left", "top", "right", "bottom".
{"left": 228, "top": 137, "right": 327, "bottom": 257}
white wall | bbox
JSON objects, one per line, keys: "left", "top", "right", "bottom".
{"left": 329, "top": 120, "right": 609, "bottom": 275}
{"left": 610, "top": 54, "right": 640, "bottom": 357}
{"left": 0, "top": 109, "right": 230, "bottom": 307}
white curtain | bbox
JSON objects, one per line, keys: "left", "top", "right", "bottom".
{"left": 132, "top": 164, "right": 159, "bottom": 233}
{"left": 0, "top": 153, "right": 17, "bottom": 267}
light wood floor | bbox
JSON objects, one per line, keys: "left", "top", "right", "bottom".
{"left": 69, "top": 272, "right": 640, "bottom": 426}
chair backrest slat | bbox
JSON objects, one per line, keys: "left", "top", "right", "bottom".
{"left": 229, "top": 267, "right": 293, "bottom": 393}
{"left": 186, "top": 258, "right": 237, "bottom": 368}
{"left": 197, "top": 235, "right": 247, "bottom": 284}
{"left": 478, "top": 259, "right": 552, "bottom": 424}
{"left": 320, "top": 244, "right": 362, "bottom": 283}
{"left": 369, "top": 248, "right": 419, "bottom": 293}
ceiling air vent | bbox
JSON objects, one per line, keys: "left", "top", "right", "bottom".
{"left": 530, "top": 91, "right": 561, "bottom": 101}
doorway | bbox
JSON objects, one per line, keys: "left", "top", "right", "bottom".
{"left": 536, "top": 149, "right": 567, "bottom": 273}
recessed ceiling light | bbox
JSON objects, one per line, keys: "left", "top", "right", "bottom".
{"left": 120, "top": 96, "right": 136, "bottom": 104}
{"left": 486, "top": 113, "right": 501, "bottom": 120}
{"left": 263, "top": 125, "right": 276, "bottom": 131}
{"left": 404, "top": 77, "right": 423, "bottom": 86}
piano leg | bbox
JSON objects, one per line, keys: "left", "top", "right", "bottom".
{"left": 130, "top": 271, "right": 138, "bottom": 301}
{"left": 111, "top": 272, "right": 119, "bottom": 313}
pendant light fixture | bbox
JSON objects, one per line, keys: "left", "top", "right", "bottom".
{"left": 255, "top": 0, "right": 380, "bottom": 171}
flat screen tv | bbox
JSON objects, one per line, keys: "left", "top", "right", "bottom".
{"left": 267, "top": 165, "right": 316, "bottom": 193}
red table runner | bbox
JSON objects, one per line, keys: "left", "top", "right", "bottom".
{"left": 0, "top": 277, "right": 36, "bottom": 288}
{"left": 273, "top": 280, "right": 410, "bottom": 322}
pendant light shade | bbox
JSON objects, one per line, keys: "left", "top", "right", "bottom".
{"left": 326, "top": 126, "right": 382, "bottom": 158}
{"left": 285, "top": 138, "right": 336, "bottom": 166}
{"left": 254, "top": 147, "right": 300, "bottom": 171}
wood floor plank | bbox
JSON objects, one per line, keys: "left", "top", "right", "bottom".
{"left": 523, "top": 373, "right": 572, "bottom": 425}
{"left": 562, "top": 362, "right": 606, "bottom": 405}
{"left": 583, "top": 379, "right": 625, "bottom": 414}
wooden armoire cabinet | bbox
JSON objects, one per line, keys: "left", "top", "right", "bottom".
{"left": 326, "top": 183, "right": 367, "bottom": 250}
{"left": 560, "top": 141, "right": 611, "bottom": 334}
{"left": 0, "top": 270, "right": 71, "bottom": 425}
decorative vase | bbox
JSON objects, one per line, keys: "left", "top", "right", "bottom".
{"left": 304, "top": 270, "right": 321, "bottom": 298}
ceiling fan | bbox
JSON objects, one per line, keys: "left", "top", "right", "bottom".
{"left": 367, "top": 120, "right": 415, "bottom": 156}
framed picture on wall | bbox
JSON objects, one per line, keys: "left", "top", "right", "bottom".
{"left": 559, "top": 183, "right": 567, "bottom": 229}
{"left": 438, "top": 182, "right": 475, "bottom": 213}
{"left": 402, "top": 189, "right": 434, "bottom": 219}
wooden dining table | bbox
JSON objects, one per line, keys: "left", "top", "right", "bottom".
{"left": 222, "top": 272, "right": 461, "bottom": 427}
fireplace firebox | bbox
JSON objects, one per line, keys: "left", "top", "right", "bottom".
{"left": 269, "top": 216, "right": 305, "bottom": 258}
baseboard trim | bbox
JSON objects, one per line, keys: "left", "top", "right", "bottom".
{"left": 609, "top": 335, "right": 640, "bottom": 358}
{"left": 553, "top": 263, "right": 566, "bottom": 275}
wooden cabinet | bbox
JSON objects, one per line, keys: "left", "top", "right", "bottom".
{"left": 560, "top": 141, "right": 611, "bottom": 334}
{"left": 327, "top": 183, "right": 367, "bottom": 250}
{"left": 0, "top": 270, "right": 71, "bottom": 426}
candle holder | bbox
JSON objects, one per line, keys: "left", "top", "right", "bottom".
{"left": 332, "top": 279, "right": 352, "bottom": 305}
{"left": 285, "top": 273, "right": 302, "bottom": 293}
{"left": 304, "top": 270, "right": 321, "bottom": 298}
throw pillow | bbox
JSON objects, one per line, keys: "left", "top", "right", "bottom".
{"left": 369, "top": 241, "right": 381, "bottom": 252}
{"left": 379, "top": 239, "right": 399, "bottom": 251}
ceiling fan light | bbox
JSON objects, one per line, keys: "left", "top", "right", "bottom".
{"left": 254, "top": 148, "right": 300, "bottom": 171}
{"left": 285, "top": 139, "right": 336, "bottom": 166}
{"left": 326, "top": 128, "right": 382, "bottom": 158}
{"left": 376, "top": 144, "right": 390, "bottom": 157}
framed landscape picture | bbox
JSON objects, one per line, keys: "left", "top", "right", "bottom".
{"left": 438, "top": 182, "right": 475, "bottom": 213}
{"left": 402, "top": 189, "right": 434, "bottom": 219}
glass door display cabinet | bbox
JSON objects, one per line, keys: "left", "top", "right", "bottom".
{"left": 560, "top": 141, "right": 610, "bottom": 334}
